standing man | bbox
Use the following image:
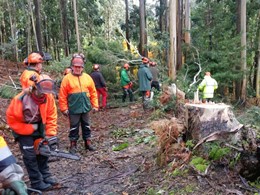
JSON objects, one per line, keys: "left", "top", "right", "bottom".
{"left": 138, "top": 57, "right": 153, "bottom": 110}
{"left": 90, "top": 64, "right": 108, "bottom": 110}
{"left": 20, "top": 52, "right": 44, "bottom": 89}
{"left": 59, "top": 54, "right": 98, "bottom": 154}
{"left": 198, "top": 71, "right": 218, "bottom": 103}
{"left": 0, "top": 136, "right": 28, "bottom": 195}
{"left": 120, "top": 63, "right": 134, "bottom": 102}
{"left": 6, "top": 74, "right": 58, "bottom": 191}
{"left": 149, "top": 61, "right": 160, "bottom": 91}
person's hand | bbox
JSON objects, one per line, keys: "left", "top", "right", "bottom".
{"left": 62, "top": 110, "right": 69, "bottom": 117}
{"left": 2, "top": 180, "right": 27, "bottom": 195}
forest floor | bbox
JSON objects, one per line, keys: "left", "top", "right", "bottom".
{"left": 0, "top": 59, "right": 259, "bottom": 195}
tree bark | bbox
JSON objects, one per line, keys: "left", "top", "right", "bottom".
{"left": 256, "top": 23, "right": 260, "bottom": 97}
{"left": 125, "top": 0, "right": 130, "bottom": 50}
{"left": 176, "top": 0, "right": 183, "bottom": 71}
{"left": 184, "top": 0, "right": 191, "bottom": 44}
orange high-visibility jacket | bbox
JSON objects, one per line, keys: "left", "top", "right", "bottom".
{"left": 59, "top": 73, "right": 98, "bottom": 114}
{"left": 6, "top": 92, "right": 57, "bottom": 137}
{"left": 20, "top": 68, "right": 39, "bottom": 89}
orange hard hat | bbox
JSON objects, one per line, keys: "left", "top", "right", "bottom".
{"left": 93, "top": 64, "right": 100, "bottom": 70}
{"left": 123, "top": 63, "right": 130, "bottom": 69}
{"left": 142, "top": 57, "right": 149, "bottom": 64}
{"left": 28, "top": 53, "right": 44, "bottom": 64}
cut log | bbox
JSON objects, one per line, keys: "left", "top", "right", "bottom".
{"left": 184, "top": 103, "right": 243, "bottom": 143}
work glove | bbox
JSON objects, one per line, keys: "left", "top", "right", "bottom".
{"left": 2, "top": 180, "right": 28, "bottom": 195}
{"left": 62, "top": 110, "right": 69, "bottom": 117}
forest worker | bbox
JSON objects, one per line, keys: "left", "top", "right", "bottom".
{"left": 20, "top": 52, "right": 44, "bottom": 89}
{"left": 0, "top": 136, "right": 28, "bottom": 195}
{"left": 120, "top": 63, "right": 134, "bottom": 102}
{"left": 90, "top": 64, "right": 108, "bottom": 110}
{"left": 198, "top": 71, "right": 218, "bottom": 103}
{"left": 59, "top": 53, "right": 99, "bottom": 154}
{"left": 6, "top": 74, "right": 59, "bottom": 191}
{"left": 137, "top": 57, "right": 153, "bottom": 110}
{"left": 149, "top": 61, "right": 160, "bottom": 91}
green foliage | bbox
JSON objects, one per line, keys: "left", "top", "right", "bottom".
{"left": 190, "top": 156, "right": 210, "bottom": 173}
{"left": 237, "top": 106, "right": 260, "bottom": 130}
{"left": 112, "top": 142, "right": 129, "bottom": 151}
{"left": 208, "top": 143, "right": 231, "bottom": 161}
{"left": 185, "top": 140, "right": 195, "bottom": 150}
{"left": 171, "top": 168, "right": 189, "bottom": 177}
{"left": 0, "top": 85, "right": 18, "bottom": 99}
{"left": 110, "top": 128, "right": 134, "bottom": 139}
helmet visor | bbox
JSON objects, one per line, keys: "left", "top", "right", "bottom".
{"left": 36, "top": 79, "right": 56, "bottom": 94}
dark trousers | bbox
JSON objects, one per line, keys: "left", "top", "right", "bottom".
{"left": 151, "top": 81, "right": 160, "bottom": 91}
{"left": 122, "top": 88, "right": 133, "bottom": 102}
{"left": 69, "top": 112, "right": 91, "bottom": 141}
{"left": 18, "top": 136, "right": 51, "bottom": 185}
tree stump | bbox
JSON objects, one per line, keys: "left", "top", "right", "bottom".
{"left": 184, "top": 103, "right": 243, "bottom": 143}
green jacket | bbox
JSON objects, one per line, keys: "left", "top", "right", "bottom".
{"left": 137, "top": 64, "right": 153, "bottom": 91}
{"left": 120, "top": 69, "right": 131, "bottom": 87}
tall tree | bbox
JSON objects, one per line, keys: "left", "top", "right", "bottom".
{"left": 139, "top": 0, "right": 148, "bottom": 57}
{"left": 73, "top": 0, "right": 81, "bottom": 52}
{"left": 168, "top": 0, "right": 177, "bottom": 80}
{"left": 240, "top": 0, "right": 247, "bottom": 102}
{"left": 125, "top": 0, "right": 130, "bottom": 50}
{"left": 176, "top": 0, "right": 183, "bottom": 71}
{"left": 34, "top": 0, "right": 43, "bottom": 51}
{"left": 184, "top": 0, "right": 191, "bottom": 44}
{"left": 60, "top": 0, "right": 69, "bottom": 56}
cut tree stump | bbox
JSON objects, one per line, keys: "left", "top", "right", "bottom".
{"left": 184, "top": 103, "right": 243, "bottom": 143}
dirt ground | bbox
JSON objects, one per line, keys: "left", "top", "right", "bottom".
{"left": 0, "top": 59, "right": 258, "bottom": 195}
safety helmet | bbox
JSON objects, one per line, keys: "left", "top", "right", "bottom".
{"left": 142, "top": 57, "right": 149, "bottom": 64}
{"left": 28, "top": 53, "right": 44, "bottom": 64}
{"left": 71, "top": 57, "right": 84, "bottom": 67}
{"left": 123, "top": 63, "right": 130, "bottom": 69}
{"left": 93, "top": 64, "right": 100, "bottom": 70}
{"left": 30, "top": 74, "right": 56, "bottom": 94}
{"left": 23, "top": 58, "right": 28, "bottom": 66}
{"left": 63, "top": 67, "right": 72, "bottom": 75}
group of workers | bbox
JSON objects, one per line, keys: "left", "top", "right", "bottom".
{"left": 0, "top": 51, "right": 218, "bottom": 194}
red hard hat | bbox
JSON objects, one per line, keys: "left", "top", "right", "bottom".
{"left": 28, "top": 53, "right": 44, "bottom": 64}
{"left": 142, "top": 57, "right": 149, "bottom": 64}
{"left": 93, "top": 64, "right": 100, "bottom": 70}
{"left": 123, "top": 63, "right": 130, "bottom": 69}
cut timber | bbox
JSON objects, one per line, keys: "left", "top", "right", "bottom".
{"left": 184, "top": 103, "right": 243, "bottom": 144}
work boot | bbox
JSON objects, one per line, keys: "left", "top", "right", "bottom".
{"left": 69, "top": 141, "right": 77, "bottom": 154}
{"left": 31, "top": 181, "right": 52, "bottom": 191}
{"left": 85, "top": 140, "right": 95, "bottom": 151}
{"left": 44, "top": 176, "right": 59, "bottom": 186}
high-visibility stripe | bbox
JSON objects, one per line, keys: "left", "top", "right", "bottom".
{"left": 0, "top": 136, "right": 16, "bottom": 172}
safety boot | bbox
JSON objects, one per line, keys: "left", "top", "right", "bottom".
{"left": 85, "top": 140, "right": 95, "bottom": 151}
{"left": 44, "top": 176, "right": 59, "bottom": 186}
{"left": 69, "top": 141, "right": 77, "bottom": 154}
{"left": 31, "top": 181, "right": 52, "bottom": 191}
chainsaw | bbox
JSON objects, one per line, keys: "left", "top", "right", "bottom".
{"left": 36, "top": 136, "right": 80, "bottom": 161}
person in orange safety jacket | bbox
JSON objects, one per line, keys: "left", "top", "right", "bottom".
{"left": 20, "top": 52, "right": 44, "bottom": 90}
{"left": 0, "top": 136, "right": 28, "bottom": 195}
{"left": 59, "top": 53, "right": 98, "bottom": 154}
{"left": 6, "top": 74, "right": 58, "bottom": 191}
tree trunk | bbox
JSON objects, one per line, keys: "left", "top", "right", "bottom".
{"left": 168, "top": 0, "right": 177, "bottom": 80}
{"left": 125, "top": 0, "right": 130, "bottom": 50}
{"left": 139, "top": 0, "right": 147, "bottom": 57}
{"left": 240, "top": 0, "right": 247, "bottom": 102}
{"left": 184, "top": 0, "right": 191, "bottom": 44}
{"left": 176, "top": 0, "right": 183, "bottom": 71}
{"left": 60, "top": 0, "right": 69, "bottom": 56}
{"left": 34, "top": 0, "right": 43, "bottom": 52}
{"left": 73, "top": 0, "right": 81, "bottom": 52}
{"left": 256, "top": 25, "right": 260, "bottom": 97}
